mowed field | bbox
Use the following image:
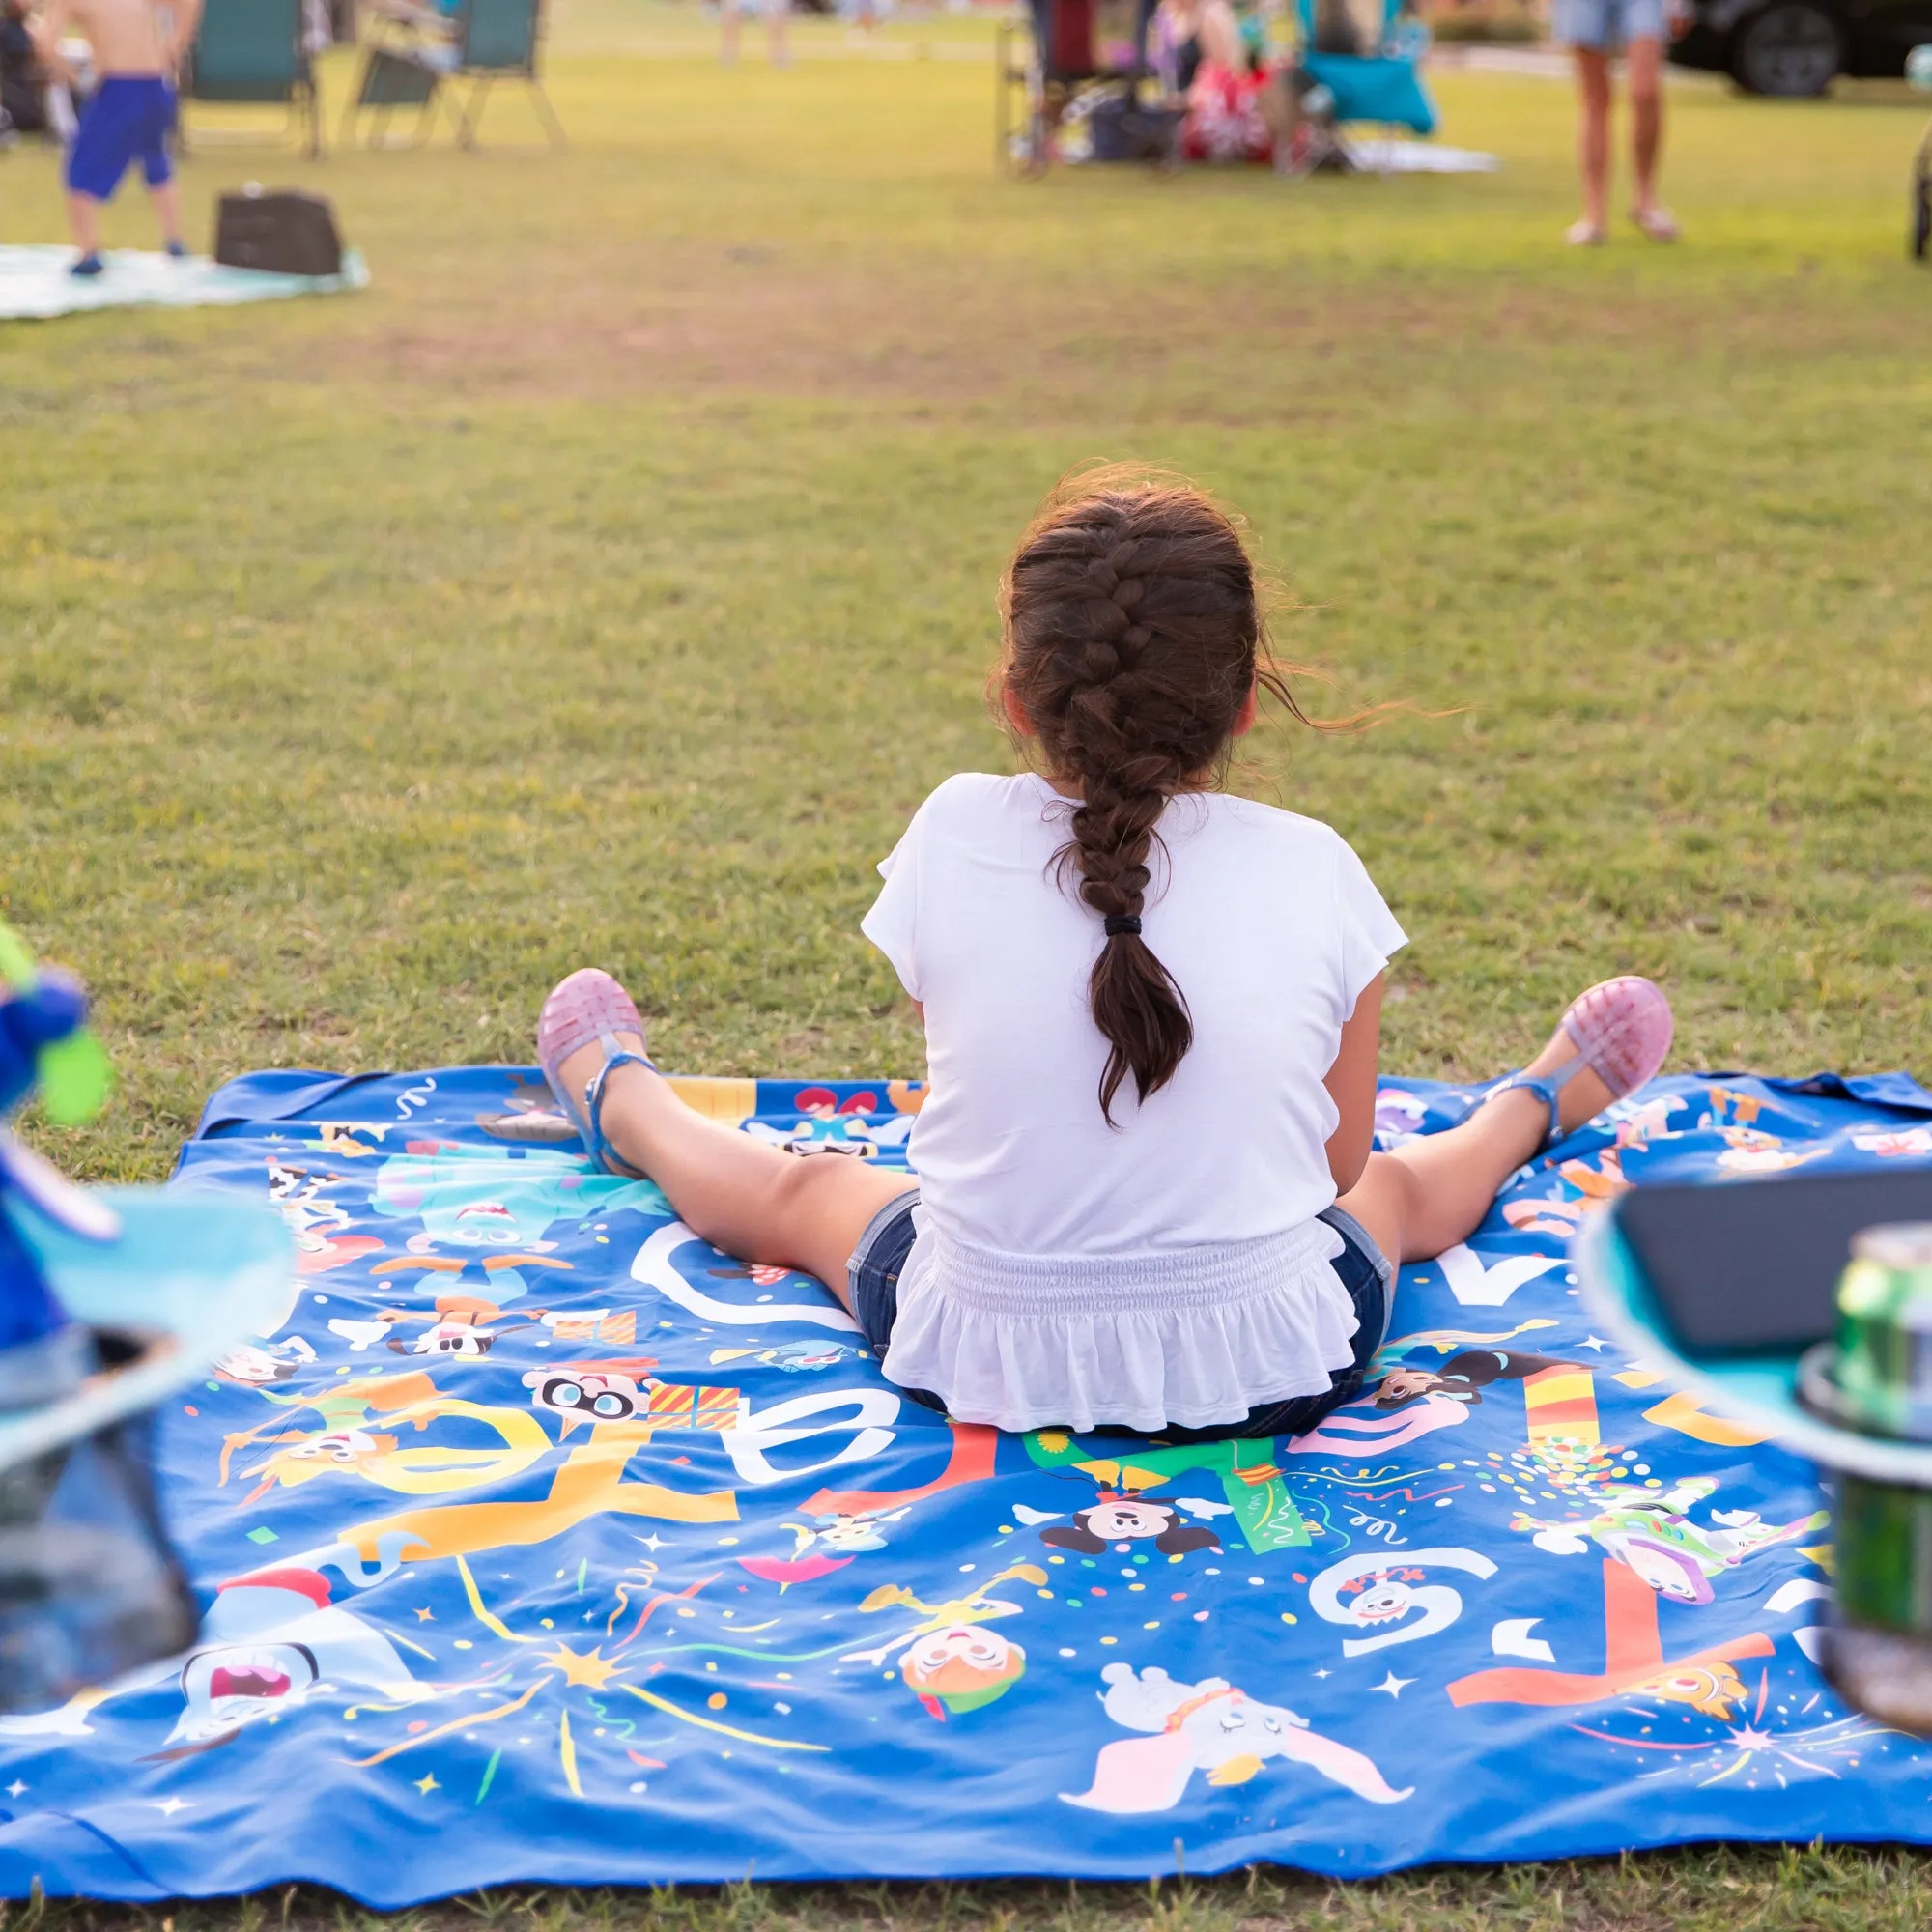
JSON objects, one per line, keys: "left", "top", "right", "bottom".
{"left": 4, "top": 4, "right": 1932, "bottom": 1921}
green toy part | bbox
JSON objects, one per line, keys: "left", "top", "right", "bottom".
{"left": 0, "top": 921, "right": 113, "bottom": 1127}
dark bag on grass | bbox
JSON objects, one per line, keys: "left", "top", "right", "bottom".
{"left": 213, "top": 189, "right": 344, "bottom": 278}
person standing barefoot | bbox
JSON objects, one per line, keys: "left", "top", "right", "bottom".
{"left": 33, "top": 0, "right": 200, "bottom": 275}
{"left": 1552, "top": 0, "right": 1681, "bottom": 246}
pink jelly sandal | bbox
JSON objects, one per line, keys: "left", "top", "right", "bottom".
{"left": 537, "top": 968, "right": 658, "bottom": 1179}
{"left": 1482, "top": 975, "right": 1675, "bottom": 1151}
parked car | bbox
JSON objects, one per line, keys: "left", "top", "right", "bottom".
{"left": 1668, "top": 0, "right": 1932, "bottom": 94}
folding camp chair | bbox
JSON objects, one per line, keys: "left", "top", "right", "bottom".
{"left": 184, "top": 0, "right": 322, "bottom": 159}
{"left": 344, "top": 0, "right": 564, "bottom": 151}
{"left": 996, "top": 0, "right": 1168, "bottom": 173}
{"left": 1291, "top": 0, "right": 1435, "bottom": 171}
{"left": 445, "top": 0, "right": 566, "bottom": 150}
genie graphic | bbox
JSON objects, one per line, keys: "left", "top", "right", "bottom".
{"left": 1061, "top": 1664, "right": 1411, "bottom": 1813}
{"left": 0, "top": 1554, "right": 442, "bottom": 1753}
{"left": 371, "top": 1141, "right": 668, "bottom": 1301}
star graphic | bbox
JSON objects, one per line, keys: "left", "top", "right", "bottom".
{"left": 414, "top": 1774, "right": 440, "bottom": 1796}
{"left": 154, "top": 1797, "right": 192, "bottom": 1816}
{"left": 1577, "top": 1335, "right": 1609, "bottom": 1352}
{"left": 636, "top": 1533, "right": 667, "bottom": 1554}
{"left": 539, "top": 1642, "right": 625, "bottom": 1690}
{"left": 1311, "top": 1669, "right": 1331, "bottom": 1681}
{"left": 415, "top": 1607, "right": 436, "bottom": 1622}
{"left": 1372, "top": 1672, "right": 1414, "bottom": 1699}
{"left": 5, "top": 1781, "right": 24, "bottom": 1799}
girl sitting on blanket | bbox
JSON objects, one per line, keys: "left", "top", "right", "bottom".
{"left": 536, "top": 469, "right": 1672, "bottom": 1441}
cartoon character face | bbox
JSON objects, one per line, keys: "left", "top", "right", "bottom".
{"left": 1041, "top": 1500, "right": 1221, "bottom": 1557}
{"left": 177, "top": 1641, "right": 320, "bottom": 1740}
{"left": 406, "top": 1322, "right": 496, "bottom": 1358}
{"left": 1636, "top": 1660, "right": 1748, "bottom": 1720}
{"left": 213, "top": 1338, "right": 316, "bottom": 1386}
{"left": 283, "top": 1427, "right": 386, "bottom": 1467}
{"left": 898, "top": 1624, "right": 1026, "bottom": 1719}
{"left": 1344, "top": 1577, "right": 1418, "bottom": 1626}
{"left": 1613, "top": 1535, "right": 1715, "bottom": 1605}
{"left": 1375, "top": 1367, "right": 1450, "bottom": 1408}
{"left": 811, "top": 1514, "right": 890, "bottom": 1553}
{"left": 523, "top": 1367, "right": 646, "bottom": 1426}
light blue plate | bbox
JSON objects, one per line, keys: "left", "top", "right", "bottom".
{"left": 7, "top": 1188, "right": 289, "bottom": 1470}
{"left": 1577, "top": 1201, "right": 1932, "bottom": 1485}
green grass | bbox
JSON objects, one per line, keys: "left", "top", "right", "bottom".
{"left": 5, "top": 7, "right": 1932, "bottom": 1920}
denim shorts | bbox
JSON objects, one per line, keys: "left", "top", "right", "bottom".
{"left": 846, "top": 1191, "right": 1395, "bottom": 1442}
{"left": 1552, "top": 0, "right": 1663, "bottom": 48}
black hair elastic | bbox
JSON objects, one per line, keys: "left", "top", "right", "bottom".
{"left": 1103, "top": 914, "right": 1142, "bottom": 937}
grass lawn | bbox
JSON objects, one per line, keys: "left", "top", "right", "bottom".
{"left": 4, "top": 5, "right": 1932, "bottom": 1922}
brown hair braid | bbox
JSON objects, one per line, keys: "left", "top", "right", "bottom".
{"left": 998, "top": 466, "right": 1313, "bottom": 1126}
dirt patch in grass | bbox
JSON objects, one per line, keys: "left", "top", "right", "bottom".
{"left": 307, "top": 241, "right": 1928, "bottom": 412}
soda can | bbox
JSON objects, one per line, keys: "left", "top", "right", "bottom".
{"left": 1822, "top": 1224, "right": 1932, "bottom": 1731}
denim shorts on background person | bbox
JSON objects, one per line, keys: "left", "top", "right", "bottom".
{"left": 845, "top": 1190, "right": 1396, "bottom": 1442}
{"left": 1552, "top": 0, "right": 1664, "bottom": 48}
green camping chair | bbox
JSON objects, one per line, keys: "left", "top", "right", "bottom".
{"left": 185, "top": 0, "right": 322, "bottom": 158}
{"left": 447, "top": 0, "right": 566, "bottom": 150}
{"left": 342, "top": 0, "right": 564, "bottom": 152}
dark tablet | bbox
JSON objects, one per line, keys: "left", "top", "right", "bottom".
{"left": 1617, "top": 1165, "right": 1932, "bottom": 1359}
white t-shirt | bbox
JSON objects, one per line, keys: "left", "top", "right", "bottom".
{"left": 860, "top": 771, "right": 1407, "bottom": 1434}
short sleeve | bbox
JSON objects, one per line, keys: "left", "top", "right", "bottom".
{"left": 861, "top": 804, "right": 928, "bottom": 1002}
{"left": 1333, "top": 836, "right": 1406, "bottom": 1018}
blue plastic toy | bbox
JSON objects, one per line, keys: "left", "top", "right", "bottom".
{"left": 0, "top": 926, "right": 290, "bottom": 1710}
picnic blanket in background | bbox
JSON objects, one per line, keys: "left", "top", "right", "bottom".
{"left": 0, "top": 245, "right": 368, "bottom": 321}
{"left": 4, "top": 1064, "right": 1932, "bottom": 1903}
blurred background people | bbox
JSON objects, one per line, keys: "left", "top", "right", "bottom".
{"left": 32, "top": 0, "right": 201, "bottom": 273}
{"left": 722, "top": 0, "right": 791, "bottom": 65}
{"left": 1553, "top": 0, "right": 1680, "bottom": 243}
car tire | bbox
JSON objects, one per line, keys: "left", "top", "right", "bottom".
{"left": 1728, "top": 2, "right": 1843, "bottom": 95}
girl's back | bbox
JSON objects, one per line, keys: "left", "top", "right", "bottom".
{"left": 866, "top": 770, "right": 1399, "bottom": 1260}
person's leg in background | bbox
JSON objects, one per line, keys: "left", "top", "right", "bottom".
{"left": 1624, "top": 31, "right": 1681, "bottom": 238}
{"left": 1569, "top": 40, "right": 1613, "bottom": 243}
{"left": 139, "top": 88, "right": 185, "bottom": 257}
{"left": 720, "top": 0, "right": 744, "bottom": 64}
{"left": 765, "top": 0, "right": 790, "bottom": 66}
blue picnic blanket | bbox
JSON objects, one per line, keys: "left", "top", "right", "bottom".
{"left": 4, "top": 1064, "right": 1932, "bottom": 1903}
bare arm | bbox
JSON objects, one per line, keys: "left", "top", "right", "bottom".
{"left": 164, "top": 0, "right": 201, "bottom": 70}
{"left": 31, "top": 0, "right": 77, "bottom": 79}
{"left": 1321, "top": 972, "right": 1382, "bottom": 1196}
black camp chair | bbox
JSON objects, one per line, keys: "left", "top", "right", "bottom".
{"left": 344, "top": 0, "right": 564, "bottom": 151}
{"left": 184, "top": 0, "right": 321, "bottom": 158}
{"left": 997, "top": 0, "right": 1169, "bottom": 173}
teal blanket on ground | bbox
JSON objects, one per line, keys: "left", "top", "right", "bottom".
{"left": 0, "top": 245, "right": 367, "bottom": 321}
{"left": 3, "top": 1064, "right": 1932, "bottom": 1903}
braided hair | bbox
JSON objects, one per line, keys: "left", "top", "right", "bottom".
{"left": 1000, "top": 468, "right": 1303, "bottom": 1126}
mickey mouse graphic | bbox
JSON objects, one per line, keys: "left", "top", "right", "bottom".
{"left": 1039, "top": 1495, "right": 1222, "bottom": 1557}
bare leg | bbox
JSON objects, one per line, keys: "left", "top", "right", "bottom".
{"left": 146, "top": 177, "right": 185, "bottom": 250}
{"left": 67, "top": 191, "right": 102, "bottom": 256}
{"left": 721, "top": 0, "right": 742, "bottom": 63}
{"left": 1625, "top": 35, "right": 1677, "bottom": 233}
{"left": 1337, "top": 1023, "right": 1617, "bottom": 1266}
{"left": 1570, "top": 45, "right": 1611, "bottom": 241}
{"left": 768, "top": 2, "right": 790, "bottom": 64}
{"left": 555, "top": 1034, "right": 915, "bottom": 1313}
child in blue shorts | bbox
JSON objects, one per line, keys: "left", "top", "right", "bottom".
{"left": 33, "top": 0, "right": 202, "bottom": 275}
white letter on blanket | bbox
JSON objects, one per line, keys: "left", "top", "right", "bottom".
{"left": 1437, "top": 1243, "right": 1565, "bottom": 1308}
{"left": 631, "top": 1221, "right": 861, "bottom": 1332}
{"left": 722, "top": 1388, "right": 900, "bottom": 1486}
